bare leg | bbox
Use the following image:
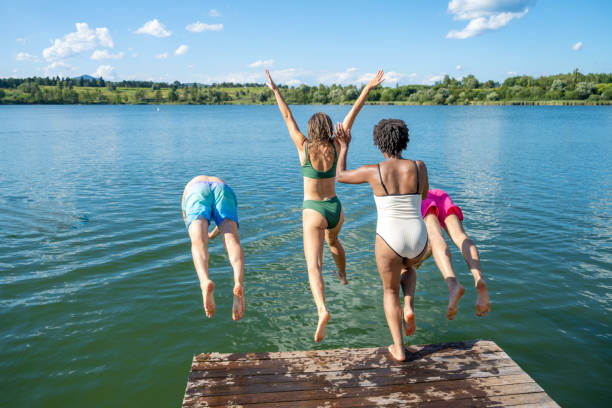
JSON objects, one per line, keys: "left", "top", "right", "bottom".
{"left": 188, "top": 219, "right": 215, "bottom": 318}
{"left": 325, "top": 210, "right": 347, "bottom": 285}
{"left": 375, "top": 235, "right": 405, "bottom": 361}
{"left": 424, "top": 214, "right": 465, "bottom": 320}
{"left": 303, "top": 209, "right": 330, "bottom": 342}
{"left": 399, "top": 266, "right": 416, "bottom": 336}
{"left": 219, "top": 219, "right": 245, "bottom": 321}
{"left": 444, "top": 214, "right": 490, "bottom": 317}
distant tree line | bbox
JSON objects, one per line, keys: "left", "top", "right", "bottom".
{"left": 1, "top": 69, "right": 611, "bottom": 105}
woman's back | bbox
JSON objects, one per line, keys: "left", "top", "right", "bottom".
{"left": 374, "top": 159, "right": 421, "bottom": 196}
{"left": 301, "top": 141, "right": 338, "bottom": 201}
{"left": 373, "top": 158, "right": 428, "bottom": 259}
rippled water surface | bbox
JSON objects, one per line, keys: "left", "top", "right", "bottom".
{"left": 1, "top": 105, "right": 610, "bottom": 407}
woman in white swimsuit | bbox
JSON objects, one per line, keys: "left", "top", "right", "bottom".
{"left": 335, "top": 119, "right": 430, "bottom": 362}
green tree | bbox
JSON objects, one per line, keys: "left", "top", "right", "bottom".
{"left": 463, "top": 75, "right": 479, "bottom": 89}
{"left": 575, "top": 82, "right": 596, "bottom": 99}
{"left": 550, "top": 79, "right": 566, "bottom": 92}
{"left": 168, "top": 88, "right": 178, "bottom": 102}
{"left": 381, "top": 88, "right": 395, "bottom": 102}
{"left": 134, "top": 89, "right": 146, "bottom": 102}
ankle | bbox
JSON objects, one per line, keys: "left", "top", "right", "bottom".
{"left": 233, "top": 284, "right": 244, "bottom": 297}
{"left": 475, "top": 279, "right": 487, "bottom": 289}
{"left": 200, "top": 279, "right": 214, "bottom": 291}
{"left": 445, "top": 277, "right": 460, "bottom": 289}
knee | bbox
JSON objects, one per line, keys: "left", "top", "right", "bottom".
{"left": 326, "top": 235, "right": 339, "bottom": 248}
{"left": 383, "top": 284, "right": 399, "bottom": 295}
{"left": 460, "top": 237, "right": 474, "bottom": 251}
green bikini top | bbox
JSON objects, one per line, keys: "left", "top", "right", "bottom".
{"left": 301, "top": 141, "right": 337, "bottom": 179}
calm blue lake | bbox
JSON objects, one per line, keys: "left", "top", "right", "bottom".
{"left": 0, "top": 105, "right": 610, "bottom": 407}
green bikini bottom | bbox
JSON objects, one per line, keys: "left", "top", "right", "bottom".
{"left": 302, "top": 196, "right": 342, "bottom": 229}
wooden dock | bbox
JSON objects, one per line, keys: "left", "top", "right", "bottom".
{"left": 182, "top": 340, "right": 559, "bottom": 407}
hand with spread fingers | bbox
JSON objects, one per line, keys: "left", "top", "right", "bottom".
{"left": 367, "top": 69, "right": 385, "bottom": 90}
{"left": 265, "top": 69, "right": 278, "bottom": 91}
{"left": 334, "top": 123, "right": 352, "bottom": 148}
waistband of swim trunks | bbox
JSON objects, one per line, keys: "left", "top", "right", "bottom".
{"left": 186, "top": 180, "right": 228, "bottom": 194}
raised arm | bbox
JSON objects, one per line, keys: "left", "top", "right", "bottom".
{"left": 334, "top": 123, "right": 376, "bottom": 185}
{"left": 266, "top": 69, "right": 307, "bottom": 149}
{"left": 342, "top": 69, "right": 384, "bottom": 131}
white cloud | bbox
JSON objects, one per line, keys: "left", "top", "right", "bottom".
{"left": 446, "top": 0, "right": 531, "bottom": 39}
{"left": 572, "top": 41, "right": 583, "bottom": 51}
{"left": 16, "top": 52, "right": 39, "bottom": 62}
{"left": 383, "top": 71, "right": 403, "bottom": 84}
{"left": 93, "top": 65, "right": 115, "bottom": 79}
{"left": 507, "top": 71, "right": 517, "bottom": 75}
{"left": 91, "top": 50, "right": 124, "bottom": 60}
{"left": 209, "top": 9, "right": 221, "bottom": 17}
{"left": 43, "top": 23, "right": 114, "bottom": 61}
{"left": 175, "top": 45, "right": 189, "bottom": 56}
{"left": 136, "top": 19, "right": 171, "bottom": 37}
{"left": 269, "top": 68, "right": 305, "bottom": 85}
{"left": 185, "top": 21, "right": 223, "bottom": 32}
{"left": 43, "top": 61, "right": 73, "bottom": 77}
{"left": 248, "top": 59, "right": 274, "bottom": 68}
{"left": 16, "top": 37, "right": 26, "bottom": 44}
{"left": 424, "top": 74, "right": 446, "bottom": 85}
{"left": 456, "top": 65, "right": 463, "bottom": 70}
{"left": 193, "top": 68, "right": 415, "bottom": 87}
{"left": 155, "top": 52, "right": 168, "bottom": 59}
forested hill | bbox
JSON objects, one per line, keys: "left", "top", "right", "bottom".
{"left": 1, "top": 70, "right": 611, "bottom": 105}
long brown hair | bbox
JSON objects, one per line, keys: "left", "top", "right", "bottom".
{"left": 307, "top": 112, "right": 333, "bottom": 148}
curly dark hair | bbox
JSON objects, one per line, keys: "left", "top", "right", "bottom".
{"left": 373, "top": 119, "right": 409, "bottom": 155}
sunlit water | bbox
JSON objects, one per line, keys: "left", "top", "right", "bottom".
{"left": 1, "top": 105, "right": 610, "bottom": 407}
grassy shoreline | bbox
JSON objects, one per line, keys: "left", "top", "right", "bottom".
{"left": 2, "top": 73, "right": 611, "bottom": 106}
{"left": 1, "top": 85, "right": 610, "bottom": 106}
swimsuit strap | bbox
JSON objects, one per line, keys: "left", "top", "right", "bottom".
{"left": 414, "top": 160, "right": 420, "bottom": 194}
{"left": 304, "top": 141, "right": 311, "bottom": 165}
{"left": 377, "top": 163, "right": 389, "bottom": 195}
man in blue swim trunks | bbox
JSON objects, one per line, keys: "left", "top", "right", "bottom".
{"left": 181, "top": 175, "right": 244, "bottom": 320}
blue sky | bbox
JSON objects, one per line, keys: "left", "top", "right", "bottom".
{"left": 2, "top": 0, "right": 611, "bottom": 85}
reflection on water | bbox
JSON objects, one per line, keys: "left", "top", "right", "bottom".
{"left": 0, "top": 105, "right": 611, "bottom": 407}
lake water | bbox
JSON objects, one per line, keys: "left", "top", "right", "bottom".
{"left": 1, "top": 105, "right": 610, "bottom": 407}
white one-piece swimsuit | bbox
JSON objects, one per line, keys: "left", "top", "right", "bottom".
{"left": 374, "top": 163, "right": 428, "bottom": 259}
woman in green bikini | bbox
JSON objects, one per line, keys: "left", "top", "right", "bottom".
{"left": 266, "top": 69, "right": 384, "bottom": 342}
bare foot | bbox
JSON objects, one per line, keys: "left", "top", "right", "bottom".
{"left": 403, "top": 303, "right": 416, "bottom": 336}
{"left": 232, "top": 285, "right": 245, "bottom": 321}
{"left": 475, "top": 279, "right": 490, "bottom": 317}
{"left": 201, "top": 280, "right": 215, "bottom": 318}
{"left": 447, "top": 282, "right": 465, "bottom": 320}
{"left": 387, "top": 344, "right": 406, "bottom": 362}
{"left": 333, "top": 270, "right": 348, "bottom": 285}
{"left": 314, "top": 310, "right": 331, "bottom": 342}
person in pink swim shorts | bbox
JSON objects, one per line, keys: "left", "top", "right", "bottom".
{"left": 400, "top": 189, "right": 491, "bottom": 321}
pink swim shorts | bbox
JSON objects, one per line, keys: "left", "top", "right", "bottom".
{"left": 421, "top": 189, "right": 464, "bottom": 227}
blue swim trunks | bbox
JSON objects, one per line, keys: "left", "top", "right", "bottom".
{"left": 183, "top": 181, "right": 239, "bottom": 230}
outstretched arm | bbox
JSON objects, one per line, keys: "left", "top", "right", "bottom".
{"left": 342, "top": 69, "right": 384, "bottom": 131}
{"left": 334, "top": 123, "right": 374, "bottom": 184}
{"left": 266, "top": 70, "right": 307, "bottom": 149}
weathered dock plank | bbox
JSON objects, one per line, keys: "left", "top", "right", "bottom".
{"left": 183, "top": 340, "right": 559, "bottom": 407}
